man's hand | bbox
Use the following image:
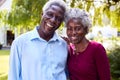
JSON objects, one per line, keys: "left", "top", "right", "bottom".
{"left": 61, "top": 37, "right": 70, "bottom": 45}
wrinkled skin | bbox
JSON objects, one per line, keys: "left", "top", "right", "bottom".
{"left": 66, "top": 18, "right": 89, "bottom": 52}
{"left": 66, "top": 18, "right": 87, "bottom": 44}
{"left": 38, "top": 5, "right": 65, "bottom": 41}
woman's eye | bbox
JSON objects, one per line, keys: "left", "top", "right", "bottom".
{"left": 75, "top": 26, "right": 83, "bottom": 31}
{"left": 67, "top": 27, "right": 72, "bottom": 30}
{"left": 76, "top": 27, "right": 81, "bottom": 31}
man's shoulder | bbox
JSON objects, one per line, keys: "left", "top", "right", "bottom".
{"left": 58, "top": 36, "right": 66, "bottom": 42}
{"left": 58, "top": 36, "right": 68, "bottom": 46}
{"left": 13, "top": 30, "right": 33, "bottom": 43}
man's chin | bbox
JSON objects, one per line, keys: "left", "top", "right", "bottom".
{"left": 45, "top": 31, "right": 54, "bottom": 35}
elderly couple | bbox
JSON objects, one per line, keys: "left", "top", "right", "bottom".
{"left": 8, "top": 0, "right": 111, "bottom": 80}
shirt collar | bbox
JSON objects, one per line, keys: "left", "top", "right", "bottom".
{"left": 30, "top": 26, "right": 60, "bottom": 42}
{"left": 29, "top": 26, "right": 40, "bottom": 40}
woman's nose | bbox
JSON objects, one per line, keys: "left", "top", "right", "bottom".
{"left": 72, "top": 29, "right": 76, "bottom": 35}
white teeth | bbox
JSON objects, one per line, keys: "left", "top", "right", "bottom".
{"left": 71, "top": 37, "right": 77, "bottom": 40}
{"left": 47, "top": 23, "right": 53, "bottom": 28}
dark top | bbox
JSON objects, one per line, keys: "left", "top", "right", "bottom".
{"left": 67, "top": 41, "right": 111, "bottom": 80}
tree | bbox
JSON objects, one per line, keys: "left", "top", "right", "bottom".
{"left": 7, "top": 0, "right": 47, "bottom": 32}
{"left": 68, "top": 0, "right": 120, "bottom": 31}
{"left": 0, "top": 10, "right": 8, "bottom": 26}
{"left": 1, "top": 0, "right": 120, "bottom": 33}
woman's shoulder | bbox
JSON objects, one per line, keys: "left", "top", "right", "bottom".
{"left": 90, "top": 41, "right": 103, "bottom": 47}
{"left": 89, "top": 40, "right": 105, "bottom": 51}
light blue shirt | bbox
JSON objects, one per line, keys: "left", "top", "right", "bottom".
{"left": 8, "top": 27, "right": 68, "bottom": 80}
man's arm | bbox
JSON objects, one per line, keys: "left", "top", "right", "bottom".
{"left": 8, "top": 40, "right": 21, "bottom": 80}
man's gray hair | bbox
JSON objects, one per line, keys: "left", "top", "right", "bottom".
{"left": 64, "top": 8, "right": 92, "bottom": 30}
{"left": 42, "top": 0, "right": 67, "bottom": 13}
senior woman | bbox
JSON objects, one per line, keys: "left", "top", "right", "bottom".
{"left": 64, "top": 8, "right": 111, "bottom": 80}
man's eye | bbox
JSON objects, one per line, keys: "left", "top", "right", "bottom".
{"left": 57, "top": 17, "right": 63, "bottom": 21}
{"left": 47, "top": 13, "right": 53, "bottom": 18}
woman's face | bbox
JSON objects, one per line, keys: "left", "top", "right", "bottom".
{"left": 66, "top": 18, "right": 87, "bottom": 44}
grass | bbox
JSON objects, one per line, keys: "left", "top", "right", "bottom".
{"left": 0, "top": 50, "right": 10, "bottom": 80}
{"left": 0, "top": 50, "right": 10, "bottom": 55}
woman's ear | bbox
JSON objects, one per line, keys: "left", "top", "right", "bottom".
{"left": 84, "top": 27, "right": 88, "bottom": 34}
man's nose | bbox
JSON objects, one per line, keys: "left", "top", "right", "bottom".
{"left": 50, "top": 16, "right": 56, "bottom": 22}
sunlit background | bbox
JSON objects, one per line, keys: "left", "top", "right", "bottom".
{"left": 0, "top": 0, "right": 120, "bottom": 80}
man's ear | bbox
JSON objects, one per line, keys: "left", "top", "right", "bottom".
{"left": 41, "top": 12, "right": 43, "bottom": 16}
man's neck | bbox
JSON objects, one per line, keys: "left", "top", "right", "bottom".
{"left": 38, "top": 29, "right": 54, "bottom": 41}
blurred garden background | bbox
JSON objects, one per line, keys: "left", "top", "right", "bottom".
{"left": 0, "top": 0, "right": 120, "bottom": 80}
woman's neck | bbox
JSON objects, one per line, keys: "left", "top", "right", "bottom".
{"left": 73, "top": 38, "right": 89, "bottom": 53}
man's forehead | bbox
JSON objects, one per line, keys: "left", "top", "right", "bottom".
{"left": 46, "top": 5, "right": 65, "bottom": 14}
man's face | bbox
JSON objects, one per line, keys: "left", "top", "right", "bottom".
{"left": 40, "top": 5, "right": 64, "bottom": 35}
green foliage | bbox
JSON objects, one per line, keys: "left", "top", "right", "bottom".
{"left": 112, "top": 0, "right": 120, "bottom": 3}
{"left": 84, "top": 1, "right": 92, "bottom": 12}
{"left": 7, "top": 0, "right": 47, "bottom": 30}
{"left": 104, "top": 4, "right": 120, "bottom": 31}
{"left": 0, "top": 10, "right": 9, "bottom": 25}
{"left": 108, "top": 44, "right": 120, "bottom": 79}
{"left": 104, "top": 5, "right": 110, "bottom": 19}
{"left": 70, "top": 0, "right": 75, "bottom": 7}
{"left": 69, "top": 0, "right": 120, "bottom": 31}
{"left": 0, "top": 74, "right": 7, "bottom": 80}
{"left": 93, "top": 7, "right": 103, "bottom": 26}
{"left": 0, "top": 50, "right": 10, "bottom": 55}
